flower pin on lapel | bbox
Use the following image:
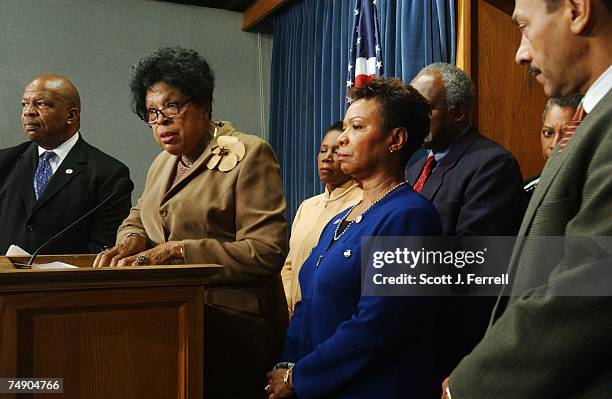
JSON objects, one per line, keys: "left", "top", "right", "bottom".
{"left": 206, "top": 136, "right": 245, "bottom": 172}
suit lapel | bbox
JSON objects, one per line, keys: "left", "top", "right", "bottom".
{"left": 30, "top": 137, "right": 85, "bottom": 215}
{"left": 420, "top": 128, "right": 479, "bottom": 200}
{"left": 501, "top": 89, "right": 612, "bottom": 307}
{"left": 17, "top": 143, "right": 38, "bottom": 212}
{"left": 516, "top": 150, "right": 568, "bottom": 236}
{"left": 161, "top": 122, "right": 237, "bottom": 204}
{"left": 518, "top": 89, "right": 612, "bottom": 236}
{"left": 406, "top": 158, "right": 426, "bottom": 184}
{"left": 500, "top": 131, "right": 574, "bottom": 301}
{"left": 161, "top": 136, "right": 216, "bottom": 205}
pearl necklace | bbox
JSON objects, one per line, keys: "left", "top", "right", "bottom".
{"left": 333, "top": 181, "right": 407, "bottom": 241}
{"left": 322, "top": 183, "right": 359, "bottom": 203}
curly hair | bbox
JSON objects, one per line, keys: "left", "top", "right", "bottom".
{"left": 420, "top": 62, "right": 475, "bottom": 112}
{"left": 130, "top": 46, "right": 215, "bottom": 120}
{"left": 347, "top": 77, "right": 431, "bottom": 161}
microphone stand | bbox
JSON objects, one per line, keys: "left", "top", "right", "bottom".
{"left": 26, "top": 191, "right": 118, "bottom": 267}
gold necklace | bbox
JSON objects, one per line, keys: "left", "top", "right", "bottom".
{"left": 333, "top": 181, "right": 407, "bottom": 241}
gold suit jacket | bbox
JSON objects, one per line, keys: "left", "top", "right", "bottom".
{"left": 118, "top": 121, "right": 287, "bottom": 281}
{"left": 117, "top": 122, "right": 288, "bottom": 378}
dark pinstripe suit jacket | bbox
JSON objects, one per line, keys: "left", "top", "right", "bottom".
{"left": 449, "top": 89, "right": 612, "bottom": 398}
{"left": 406, "top": 128, "right": 524, "bottom": 237}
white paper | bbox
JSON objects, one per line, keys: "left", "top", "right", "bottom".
{"left": 5, "top": 245, "right": 31, "bottom": 256}
{"left": 33, "top": 262, "right": 79, "bottom": 269}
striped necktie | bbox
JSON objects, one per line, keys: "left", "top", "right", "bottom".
{"left": 413, "top": 155, "right": 436, "bottom": 193}
{"left": 33, "top": 151, "right": 56, "bottom": 200}
{"left": 558, "top": 104, "right": 586, "bottom": 153}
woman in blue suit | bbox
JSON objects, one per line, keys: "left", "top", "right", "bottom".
{"left": 266, "top": 77, "right": 443, "bottom": 398}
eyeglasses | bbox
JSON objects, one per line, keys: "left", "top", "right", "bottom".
{"left": 144, "top": 99, "right": 192, "bottom": 125}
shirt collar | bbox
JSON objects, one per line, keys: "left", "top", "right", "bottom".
{"left": 427, "top": 125, "right": 471, "bottom": 162}
{"left": 582, "top": 65, "right": 612, "bottom": 114}
{"left": 38, "top": 131, "right": 80, "bottom": 162}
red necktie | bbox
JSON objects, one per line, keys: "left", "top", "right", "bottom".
{"left": 558, "top": 104, "right": 586, "bottom": 153}
{"left": 413, "top": 155, "right": 436, "bottom": 193}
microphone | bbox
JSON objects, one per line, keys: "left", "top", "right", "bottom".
{"left": 25, "top": 178, "right": 134, "bottom": 267}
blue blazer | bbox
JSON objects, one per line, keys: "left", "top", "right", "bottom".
{"left": 281, "top": 185, "right": 442, "bottom": 399}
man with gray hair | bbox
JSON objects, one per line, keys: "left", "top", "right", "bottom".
{"left": 406, "top": 62, "right": 524, "bottom": 387}
{"left": 407, "top": 62, "right": 524, "bottom": 236}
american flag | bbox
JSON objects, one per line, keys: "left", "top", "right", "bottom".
{"left": 347, "top": 0, "right": 383, "bottom": 96}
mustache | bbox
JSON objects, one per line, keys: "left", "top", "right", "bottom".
{"left": 528, "top": 65, "right": 542, "bottom": 75}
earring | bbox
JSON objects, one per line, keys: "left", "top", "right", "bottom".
{"left": 389, "top": 147, "right": 395, "bottom": 153}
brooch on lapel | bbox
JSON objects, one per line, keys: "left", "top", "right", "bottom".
{"left": 65, "top": 169, "right": 74, "bottom": 174}
{"left": 343, "top": 249, "right": 352, "bottom": 258}
{"left": 206, "top": 136, "right": 245, "bottom": 172}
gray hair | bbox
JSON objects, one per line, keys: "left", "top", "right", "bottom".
{"left": 420, "top": 62, "right": 475, "bottom": 112}
{"left": 542, "top": 93, "right": 583, "bottom": 122}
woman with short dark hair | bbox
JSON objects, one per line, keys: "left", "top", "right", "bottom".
{"left": 94, "top": 46, "right": 288, "bottom": 398}
{"left": 266, "top": 77, "right": 443, "bottom": 398}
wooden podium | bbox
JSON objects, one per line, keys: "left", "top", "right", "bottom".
{"left": 0, "top": 255, "right": 222, "bottom": 399}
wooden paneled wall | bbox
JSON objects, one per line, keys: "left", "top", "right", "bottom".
{"left": 459, "top": 0, "right": 548, "bottom": 179}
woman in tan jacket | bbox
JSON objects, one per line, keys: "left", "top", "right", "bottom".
{"left": 281, "top": 121, "right": 362, "bottom": 317}
{"left": 94, "top": 46, "right": 288, "bottom": 398}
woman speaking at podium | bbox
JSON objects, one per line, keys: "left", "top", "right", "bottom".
{"left": 93, "top": 46, "right": 288, "bottom": 397}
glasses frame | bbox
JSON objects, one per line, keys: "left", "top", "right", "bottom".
{"left": 144, "top": 98, "right": 192, "bottom": 125}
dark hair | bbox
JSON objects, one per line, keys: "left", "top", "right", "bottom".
{"left": 542, "top": 93, "right": 583, "bottom": 122}
{"left": 348, "top": 77, "right": 431, "bottom": 162}
{"left": 130, "top": 46, "right": 215, "bottom": 120}
{"left": 327, "top": 120, "right": 344, "bottom": 133}
{"left": 544, "top": 0, "right": 611, "bottom": 14}
{"left": 543, "top": 0, "right": 562, "bottom": 12}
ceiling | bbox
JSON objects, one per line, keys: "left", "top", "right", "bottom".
{"left": 161, "top": 0, "right": 253, "bottom": 12}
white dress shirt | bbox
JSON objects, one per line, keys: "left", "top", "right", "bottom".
{"left": 37, "top": 131, "right": 80, "bottom": 174}
{"left": 582, "top": 65, "right": 612, "bottom": 113}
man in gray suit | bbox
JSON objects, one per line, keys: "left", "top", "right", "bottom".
{"left": 443, "top": 0, "right": 612, "bottom": 397}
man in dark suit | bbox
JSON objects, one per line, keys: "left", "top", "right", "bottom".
{"left": 0, "top": 75, "right": 132, "bottom": 255}
{"left": 407, "top": 63, "right": 524, "bottom": 236}
{"left": 406, "top": 63, "right": 525, "bottom": 388}
{"left": 444, "top": 0, "right": 612, "bottom": 397}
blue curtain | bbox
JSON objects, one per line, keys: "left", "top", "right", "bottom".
{"left": 269, "top": 0, "right": 456, "bottom": 223}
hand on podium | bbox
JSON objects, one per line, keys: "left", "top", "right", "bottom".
{"left": 94, "top": 235, "right": 185, "bottom": 267}
{"left": 93, "top": 234, "right": 146, "bottom": 267}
